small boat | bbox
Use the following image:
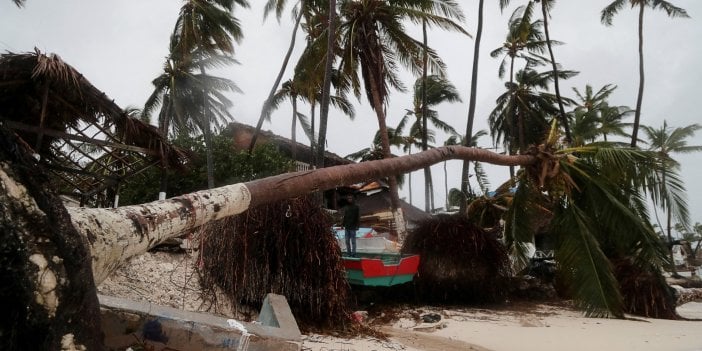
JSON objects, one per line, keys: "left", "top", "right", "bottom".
{"left": 341, "top": 253, "right": 420, "bottom": 287}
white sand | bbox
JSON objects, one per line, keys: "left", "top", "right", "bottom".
{"left": 304, "top": 303, "right": 702, "bottom": 351}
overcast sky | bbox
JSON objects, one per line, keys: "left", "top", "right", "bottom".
{"left": 2, "top": 0, "right": 701, "bottom": 232}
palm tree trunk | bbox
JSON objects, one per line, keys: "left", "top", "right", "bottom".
{"left": 310, "top": 102, "right": 316, "bottom": 166}
{"left": 316, "top": 0, "right": 336, "bottom": 170}
{"left": 200, "top": 64, "right": 215, "bottom": 189}
{"left": 508, "top": 56, "right": 517, "bottom": 179}
{"left": 663, "top": 169, "right": 679, "bottom": 276}
{"left": 421, "top": 19, "right": 432, "bottom": 213}
{"left": 249, "top": 2, "right": 305, "bottom": 153}
{"left": 631, "top": 3, "right": 645, "bottom": 148}
{"left": 444, "top": 160, "right": 449, "bottom": 210}
{"left": 291, "top": 96, "right": 298, "bottom": 161}
{"left": 408, "top": 144, "right": 413, "bottom": 206}
{"left": 367, "top": 73, "right": 407, "bottom": 238}
{"left": 461, "top": 0, "right": 484, "bottom": 210}
{"left": 158, "top": 96, "right": 171, "bottom": 199}
{"left": 541, "top": 1, "right": 571, "bottom": 143}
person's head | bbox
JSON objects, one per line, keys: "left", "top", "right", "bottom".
{"left": 346, "top": 194, "right": 354, "bottom": 203}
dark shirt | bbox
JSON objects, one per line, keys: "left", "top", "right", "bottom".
{"left": 342, "top": 203, "right": 360, "bottom": 230}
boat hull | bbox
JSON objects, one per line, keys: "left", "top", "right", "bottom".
{"left": 341, "top": 254, "right": 420, "bottom": 287}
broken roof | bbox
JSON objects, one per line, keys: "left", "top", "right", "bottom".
{"left": 0, "top": 50, "right": 190, "bottom": 205}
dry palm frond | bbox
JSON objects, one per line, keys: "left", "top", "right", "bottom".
{"left": 402, "top": 214, "right": 511, "bottom": 304}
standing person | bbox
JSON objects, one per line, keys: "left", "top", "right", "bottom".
{"left": 342, "top": 194, "right": 361, "bottom": 257}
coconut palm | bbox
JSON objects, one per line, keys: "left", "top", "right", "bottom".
{"left": 461, "top": 0, "right": 510, "bottom": 208}
{"left": 641, "top": 121, "right": 702, "bottom": 275}
{"left": 250, "top": 0, "right": 310, "bottom": 152}
{"left": 601, "top": 0, "right": 689, "bottom": 147}
{"left": 571, "top": 84, "right": 633, "bottom": 144}
{"left": 170, "top": 0, "right": 249, "bottom": 189}
{"left": 489, "top": 67, "right": 576, "bottom": 154}
{"left": 143, "top": 51, "right": 241, "bottom": 197}
{"left": 534, "top": 0, "right": 571, "bottom": 142}
{"left": 490, "top": 3, "right": 550, "bottom": 85}
{"left": 399, "top": 75, "right": 461, "bottom": 211}
{"left": 336, "top": 0, "right": 464, "bottom": 236}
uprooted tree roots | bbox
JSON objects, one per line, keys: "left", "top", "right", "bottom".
{"left": 402, "top": 214, "right": 511, "bottom": 304}
{"left": 198, "top": 195, "right": 353, "bottom": 331}
{"left": 612, "top": 257, "right": 679, "bottom": 319}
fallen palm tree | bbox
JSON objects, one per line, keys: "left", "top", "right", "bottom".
{"left": 2, "top": 117, "right": 695, "bottom": 350}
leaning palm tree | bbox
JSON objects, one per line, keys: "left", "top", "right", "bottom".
{"left": 400, "top": 75, "right": 462, "bottom": 211}
{"left": 336, "top": 0, "right": 464, "bottom": 237}
{"left": 250, "top": 0, "right": 310, "bottom": 152}
{"left": 641, "top": 121, "right": 702, "bottom": 275}
{"left": 601, "top": 0, "right": 689, "bottom": 147}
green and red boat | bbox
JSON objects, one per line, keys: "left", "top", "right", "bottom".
{"left": 341, "top": 253, "right": 420, "bottom": 286}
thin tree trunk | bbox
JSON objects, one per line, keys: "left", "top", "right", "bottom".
{"left": 316, "top": 0, "right": 336, "bottom": 170}
{"left": 461, "top": 0, "right": 484, "bottom": 211}
{"left": 664, "top": 169, "right": 679, "bottom": 276}
{"left": 421, "top": 20, "right": 432, "bottom": 213}
{"left": 508, "top": 56, "right": 517, "bottom": 179}
{"left": 541, "top": 1, "right": 571, "bottom": 143}
{"left": 249, "top": 3, "right": 305, "bottom": 153}
{"left": 367, "top": 70, "right": 406, "bottom": 238}
{"left": 631, "top": 3, "right": 645, "bottom": 148}
{"left": 200, "top": 64, "right": 215, "bottom": 189}
{"left": 291, "top": 96, "right": 298, "bottom": 161}
{"left": 444, "top": 160, "right": 449, "bottom": 210}
{"left": 158, "top": 95, "right": 172, "bottom": 200}
{"left": 310, "top": 102, "right": 316, "bottom": 166}
{"left": 408, "top": 144, "right": 413, "bottom": 206}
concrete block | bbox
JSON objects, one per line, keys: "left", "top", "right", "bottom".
{"left": 99, "top": 293, "right": 301, "bottom": 351}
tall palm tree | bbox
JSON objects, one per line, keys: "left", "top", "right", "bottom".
{"left": 399, "top": 75, "right": 462, "bottom": 211}
{"left": 490, "top": 3, "right": 551, "bottom": 178}
{"left": 535, "top": 0, "right": 571, "bottom": 143}
{"left": 601, "top": 0, "right": 689, "bottom": 147}
{"left": 250, "top": 0, "right": 309, "bottom": 152}
{"left": 461, "top": 0, "right": 510, "bottom": 209}
{"left": 170, "top": 0, "right": 249, "bottom": 189}
{"left": 641, "top": 121, "right": 702, "bottom": 275}
{"left": 144, "top": 51, "right": 241, "bottom": 197}
{"left": 336, "top": 0, "right": 464, "bottom": 237}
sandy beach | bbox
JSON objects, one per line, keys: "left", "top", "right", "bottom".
{"left": 303, "top": 302, "right": 702, "bottom": 351}
{"left": 99, "top": 251, "right": 702, "bottom": 351}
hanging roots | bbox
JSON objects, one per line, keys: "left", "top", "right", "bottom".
{"left": 198, "top": 195, "right": 352, "bottom": 331}
{"left": 612, "top": 257, "right": 679, "bottom": 320}
{"left": 402, "top": 214, "right": 511, "bottom": 304}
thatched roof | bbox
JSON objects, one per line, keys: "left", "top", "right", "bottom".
{"left": 0, "top": 50, "right": 189, "bottom": 206}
